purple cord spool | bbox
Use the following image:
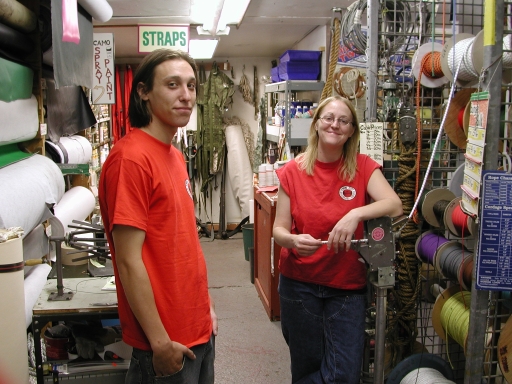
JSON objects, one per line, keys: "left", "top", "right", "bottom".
{"left": 416, "top": 232, "right": 449, "bottom": 265}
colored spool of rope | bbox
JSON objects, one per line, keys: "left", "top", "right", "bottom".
{"left": 432, "top": 199, "right": 450, "bottom": 229}
{"left": 457, "top": 107, "right": 465, "bottom": 129}
{"left": 451, "top": 204, "right": 470, "bottom": 237}
{"left": 400, "top": 367, "right": 456, "bottom": 384}
{"left": 461, "top": 258, "right": 473, "bottom": 291}
{"left": 436, "top": 242, "right": 472, "bottom": 288}
{"left": 448, "top": 37, "right": 478, "bottom": 82}
{"left": 416, "top": 232, "right": 449, "bottom": 265}
{"left": 439, "top": 291, "right": 471, "bottom": 353}
{"left": 504, "top": 34, "right": 512, "bottom": 69}
{"left": 421, "top": 51, "right": 444, "bottom": 79}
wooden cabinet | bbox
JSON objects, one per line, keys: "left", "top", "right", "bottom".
{"left": 254, "top": 188, "right": 281, "bottom": 321}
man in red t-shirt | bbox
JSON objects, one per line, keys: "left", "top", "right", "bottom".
{"left": 99, "top": 49, "right": 217, "bottom": 383}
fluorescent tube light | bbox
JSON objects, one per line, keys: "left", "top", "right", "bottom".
{"left": 189, "top": 39, "right": 218, "bottom": 59}
{"left": 217, "top": 0, "right": 251, "bottom": 32}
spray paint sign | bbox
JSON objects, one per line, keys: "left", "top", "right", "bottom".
{"left": 92, "top": 33, "right": 115, "bottom": 104}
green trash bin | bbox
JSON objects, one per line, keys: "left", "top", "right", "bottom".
{"left": 241, "top": 223, "right": 254, "bottom": 261}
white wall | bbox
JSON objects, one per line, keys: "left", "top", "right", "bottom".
{"left": 293, "top": 25, "right": 329, "bottom": 82}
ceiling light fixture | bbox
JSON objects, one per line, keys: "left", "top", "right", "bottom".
{"left": 216, "top": 0, "right": 251, "bottom": 32}
{"left": 192, "top": 0, "right": 251, "bottom": 35}
{"left": 188, "top": 39, "right": 219, "bottom": 59}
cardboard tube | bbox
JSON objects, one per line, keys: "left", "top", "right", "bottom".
{"left": 0, "top": 0, "right": 37, "bottom": 33}
{"left": 0, "top": 236, "right": 30, "bottom": 384}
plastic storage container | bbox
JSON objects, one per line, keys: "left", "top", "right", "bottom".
{"left": 271, "top": 67, "right": 280, "bottom": 83}
{"left": 278, "top": 61, "right": 320, "bottom": 81}
{"left": 280, "top": 50, "right": 322, "bottom": 63}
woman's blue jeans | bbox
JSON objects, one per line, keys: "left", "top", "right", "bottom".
{"left": 279, "top": 274, "right": 367, "bottom": 384}
{"left": 125, "top": 335, "right": 215, "bottom": 384}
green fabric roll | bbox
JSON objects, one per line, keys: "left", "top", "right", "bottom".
{"left": 0, "top": 143, "right": 32, "bottom": 169}
{"left": 0, "top": 57, "right": 33, "bottom": 102}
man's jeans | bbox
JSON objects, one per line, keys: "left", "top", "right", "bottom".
{"left": 279, "top": 274, "right": 366, "bottom": 384}
{"left": 125, "top": 335, "right": 215, "bottom": 384}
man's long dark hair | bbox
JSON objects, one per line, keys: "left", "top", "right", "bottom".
{"left": 128, "top": 48, "right": 198, "bottom": 128}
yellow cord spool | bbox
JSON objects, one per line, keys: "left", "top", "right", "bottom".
{"left": 432, "top": 286, "right": 471, "bottom": 354}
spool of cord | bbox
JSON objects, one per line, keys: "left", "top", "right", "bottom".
{"left": 386, "top": 353, "right": 455, "bottom": 384}
{"left": 432, "top": 287, "right": 471, "bottom": 354}
{"left": 420, "top": 189, "right": 456, "bottom": 227}
{"left": 415, "top": 231, "right": 449, "bottom": 265}
{"left": 412, "top": 43, "right": 449, "bottom": 88}
{"left": 435, "top": 241, "right": 473, "bottom": 290}
{"left": 446, "top": 199, "right": 474, "bottom": 237}
{"left": 441, "top": 30, "right": 484, "bottom": 87}
{"left": 401, "top": 367, "right": 456, "bottom": 384}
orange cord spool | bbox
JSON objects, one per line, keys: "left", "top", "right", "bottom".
{"left": 421, "top": 51, "right": 444, "bottom": 79}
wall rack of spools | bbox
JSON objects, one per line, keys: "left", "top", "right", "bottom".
{"left": 349, "top": 0, "right": 512, "bottom": 382}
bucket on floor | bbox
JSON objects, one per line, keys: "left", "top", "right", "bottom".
{"left": 241, "top": 223, "right": 254, "bottom": 261}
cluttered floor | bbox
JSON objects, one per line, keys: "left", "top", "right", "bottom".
{"left": 201, "top": 232, "right": 291, "bottom": 384}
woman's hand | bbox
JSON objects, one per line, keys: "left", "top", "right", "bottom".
{"left": 327, "top": 210, "right": 361, "bottom": 253}
{"left": 292, "top": 234, "right": 323, "bottom": 256}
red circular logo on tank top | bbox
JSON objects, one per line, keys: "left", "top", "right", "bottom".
{"left": 339, "top": 186, "right": 356, "bottom": 200}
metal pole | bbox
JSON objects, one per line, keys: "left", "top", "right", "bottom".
{"left": 373, "top": 286, "right": 387, "bottom": 384}
{"left": 465, "top": 0, "right": 504, "bottom": 382}
{"left": 366, "top": 0, "right": 379, "bottom": 121}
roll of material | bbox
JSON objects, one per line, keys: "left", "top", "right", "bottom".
{"left": 24, "top": 263, "right": 51, "bottom": 328}
{"left": 0, "top": 0, "right": 37, "bottom": 33}
{"left": 0, "top": 236, "right": 30, "bottom": 384}
{"left": 46, "top": 135, "right": 93, "bottom": 164}
{"left": 77, "top": 0, "right": 113, "bottom": 23}
{"left": 226, "top": 124, "right": 254, "bottom": 219}
{"left": 0, "top": 154, "right": 65, "bottom": 235}
{"left": 53, "top": 186, "right": 96, "bottom": 236}
{"left": 23, "top": 224, "right": 49, "bottom": 263}
{"left": 0, "top": 95, "right": 39, "bottom": 145}
{"left": 0, "top": 57, "right": 34, "bottom": 102}
{"left": 0, "top": 21, "right": 35, "bottom": 62}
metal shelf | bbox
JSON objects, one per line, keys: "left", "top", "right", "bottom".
{"left": 264, "top": 80, "right": 324, "bottom": 147}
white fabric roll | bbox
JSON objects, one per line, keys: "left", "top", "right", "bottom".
{"left": 24, "top": 263, "right": 51, "bottom": 328}
{"left": 46, "top": 135, "right": 93, "bottom": 164}
{"left": 0, "top": 154, "right": 65, "bottom": 235}
{"left": 225, "top": 125, "right": 254, "bottom": 218}
{"left": 62, "top": 135, "right": 93, "bottom": 163}
{"left": 53, "top": 186, "right": 96, "bottom": 235}
{"left": 77, "top": 0, "right": 113, "bottom": 22}
{"left": 0, "top": 95, "right": 39, "bottom": 145}
{"left": 0, "top": 236, "right": 30, "bottom": 384}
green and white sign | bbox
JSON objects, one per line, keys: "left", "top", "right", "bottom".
{"left": 138, "top": 25, "right": 189, "bottom": 53}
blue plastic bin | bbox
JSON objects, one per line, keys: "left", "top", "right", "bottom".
{"left": 280, "top": 50, "right": 322, "bottom": 63}
{"left": 278, "top": 61, "right": 320, "bottom": 81}
{"left": 271, "top": 67, "right": 280, "bottom": 82}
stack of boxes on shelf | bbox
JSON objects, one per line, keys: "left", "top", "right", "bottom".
{"left": 271, "top": 50, "right": 322, "bottom": 82}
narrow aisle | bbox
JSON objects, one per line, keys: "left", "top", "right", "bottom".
{"left": 201, "top": 233, "right": 291, "bottom": 384}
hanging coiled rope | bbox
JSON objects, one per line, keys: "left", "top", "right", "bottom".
{"left": 320, "top": 13, "right": 341, "bottom": 103}
{"left": 341, "top": 0, "right": 413, "bottom": 56}
{"left": 238, "top": 65, "right": 254, "bottom": 105}
{"left": 387, "top": 138, "right": 422, "bottom": 365}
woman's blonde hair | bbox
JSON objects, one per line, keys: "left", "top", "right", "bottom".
{"left": 296, "top": 95, "right": 360, "bottom": 182}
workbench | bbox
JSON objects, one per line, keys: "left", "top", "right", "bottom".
{"left": 31, "top": 277, "right": 123, "bottom": 383}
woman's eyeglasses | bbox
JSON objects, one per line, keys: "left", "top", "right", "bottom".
{"left": 319, "top": 116, "right": 353, "bottom": 127}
